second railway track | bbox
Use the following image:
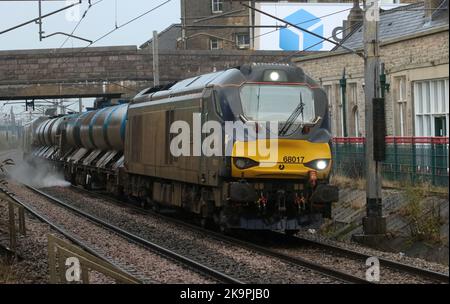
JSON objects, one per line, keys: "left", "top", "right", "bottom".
{"left": 27, "top": 183, "right": 364, "bottom": 284}
{"left": 67, "top": 184, "right": 449, "bottom": 284}
{"left": 4, "top": 183, "right": 241, "bottom": 284}
{"left": 12, "top": 182, "right": 448, "bottom": 284}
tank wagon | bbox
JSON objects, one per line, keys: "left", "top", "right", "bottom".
{"left": 28, "top": 63, "right": 338, "bottom": 233}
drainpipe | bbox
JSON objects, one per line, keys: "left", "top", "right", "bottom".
{"left": 340, "top": 68, "right": 348, "bottom": 138}
{"left": 379, "top": 63, "right": 390, "bottom": 98}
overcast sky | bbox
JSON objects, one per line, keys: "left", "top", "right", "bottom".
{"left": 0, "top": 0, "right": 181, "bottom": 50}
{"left": 0, "top": 0, "right": 181, "bottom": 118}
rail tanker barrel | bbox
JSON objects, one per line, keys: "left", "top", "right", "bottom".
{"left": 49, "top": 116, "right": 65, "bottom": 146}
{"left": 103, "top": 104, "right": 128, "bottom": 151}
{"left": 45, "top": 118, "right": 62, "bottom": 146}
{"left": 90, "top": 104, "right": 127, "bottom": 151}
{"left": 33, "top": 121, "right": 43, "bottom": 145}
{"left": 65, "top": 114, "right": 81, "bottom": 148}
{"left": 67, "top": 104, "right": 128, "bottom": 151}
{"left": 35, "top": 119, "right": 51, "bottom": 146}
{"left": 79, "top": 111, "right": 98, "bottom": 150}
{"left": 33, "top": 117, "right": 66, "bottom": 147}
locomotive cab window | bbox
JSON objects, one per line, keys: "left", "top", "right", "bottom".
{"left": 239, "top": 84, "right": 315, "bottom": 123}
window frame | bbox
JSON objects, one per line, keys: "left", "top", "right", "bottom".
{"left": 236, "top": 33, "right": 250, "bottom": 48}
{"left": 413, "top": 78, "right": 449, "bottom": 137}
{"left": 210, "top": 38, "right": 221, "bottom": 50}
{"left": 394, "top": 76, "right": 407, "bottom": 136}
{"left": 211, "top": 0, "right": 223, "bottom": 14}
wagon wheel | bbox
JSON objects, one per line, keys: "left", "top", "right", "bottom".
{"left": 218, "top": 209, "right": 230, "bottom": 234}
{"left": 200, "top": 204, "right": 213, "bottom": 229}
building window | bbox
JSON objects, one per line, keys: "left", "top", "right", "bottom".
{"left": 210, "top": 38, "right": 222, "bottom": 50}
{"left": 323, "top": 84, "right": 333, "bottom": 134}
{"left": 348, "top": 83, "right": 359, "bottom": 137}
{"left": 353, "top": 106, "right": 360, "bottom": 137}
{"left": 394, "top": 76, "right": 407, "bottom": 136}
{"left": 414, "top": 78, "right": 449, "bottom": 137}
{"left": 236, "top": 33, "right": 250, "bottom": 49}
{"left": 212, "top": 0, "right": 223, "bottom": 13}
{"left": 329, "top": 84, "right": 343, "bottom": 137}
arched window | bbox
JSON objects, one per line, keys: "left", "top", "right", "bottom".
{"left": 353, "top": 106, "right": 360, "bottom": 137}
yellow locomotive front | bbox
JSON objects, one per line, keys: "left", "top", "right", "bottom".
{"left": 217, "top": 65, "right": 338, "bottom": 232}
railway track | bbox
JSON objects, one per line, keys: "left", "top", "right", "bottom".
{"left": 69, "top": 185, "right": 449, "bottom": 284}
{"left": 287, "top": 235, "right": 449, "bottom": 284}
{"left": 68, "top": 186, "right": 370, "bottom": 284}
{"left": 23, "top": 185, "right": 243, "bottom": 284}
{"left": 0, "top": 186, "right": 144, "bottom": 283}
{"left": 17, "top": 184, "right": 363, "bottom": 284}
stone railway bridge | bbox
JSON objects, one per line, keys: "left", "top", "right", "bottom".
{"left": 0, "top": 46, "right": 302, "bottom": 101}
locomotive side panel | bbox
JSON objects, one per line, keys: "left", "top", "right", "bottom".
{"left": 126, "top": 95, "right": 212, "bottom": 185}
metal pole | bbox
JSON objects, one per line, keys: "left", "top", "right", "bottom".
{"left": 340, "top": 68, "right": 348, "bottom": 138}
{"left": 78, "top": 98, "right": 83, "bottom": 113}
{"left": 0, "top": 1, "right": 81, "bottom": 36}
{"left": 250, "top": 0, "right": 255, "bottom": 50}
{"left": 181, "top": 0, "right": 187, "bottom": 49}
{"left": 152, "top": 30, "right": 160, "bottom": 87}
{"left": 38, "top": 0, "right": 43, "bottom": 41}
{"left": 362, "top": 0, "right": 386, "bottom": 235}
{"left": 59, "top": 99, "right": 65, "bottom": 115}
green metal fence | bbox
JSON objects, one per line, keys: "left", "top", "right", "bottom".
{"left": 332, "top": 137, "right": 449, "bottom": 187}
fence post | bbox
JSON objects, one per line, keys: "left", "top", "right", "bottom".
{"left": 335, "top": 140, "right": 340, "bottom": 176}
{"left": 393, "top": 137, "right": 398, "bottom": 181}
{"left": 411, "top": 137, "right": 416, "bottom": 184}
{"left": 431, "top": 138, "right": 436, "bottom": 186}
{"left": 8, "top": 201, "right": 17, "bottom": 251}
{"left": 18, "top": 206, "right": 26, "bottom": 236}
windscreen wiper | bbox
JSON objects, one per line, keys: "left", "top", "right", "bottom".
{"left": 279, "top": 93, "right": 305, "bottom": 136}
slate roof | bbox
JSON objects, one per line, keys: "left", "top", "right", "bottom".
{"left": 336, "top": 1, "right": 449, "bottom": 51}
{"left": 140, "top": 24, "right": 181, "bottom": 50}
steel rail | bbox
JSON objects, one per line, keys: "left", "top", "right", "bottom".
{"left": 72, "top": 186, "right": 449, "bottom": 284}
{"left": 26, "top": 186, "right": 244, "bottom": 284}
{"left": 289, "top": 235, "right": 449, "bottom": 284}
{"left": 69, "top": 186, "right": 370, "bottom": 284}
{"left": 0, "top": 187, "right": 143, "bottom": 283}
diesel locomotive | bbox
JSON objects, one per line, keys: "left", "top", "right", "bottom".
{"left": 25, "top": 63, "right": 338, "bottom": 233}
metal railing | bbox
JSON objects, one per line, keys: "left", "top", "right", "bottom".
{"left": 48, "top": 235, "right": 141, "bottom": 284}
{"left": 0, "top": 190, "right": 26, "bottom": 252}
{"left": 332, "top": 137, "right": 449, "bottom": 187}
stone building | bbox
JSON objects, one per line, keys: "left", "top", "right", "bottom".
{"left": 141, "top": 0, "right": 374, "bottom": 51}
{"left": 293, "top": 0, "right": 449, "bottom": 138}
{"left": 141, "top": 0, "right": 251, "bottom": 51}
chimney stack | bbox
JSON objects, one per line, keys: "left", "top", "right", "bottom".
{"left": 343, "top": 0, "right": 364, "bottom": 37}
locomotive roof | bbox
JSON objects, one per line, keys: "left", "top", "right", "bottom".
{"left": 132, "top": 63, "right": 314, "bottom": 104}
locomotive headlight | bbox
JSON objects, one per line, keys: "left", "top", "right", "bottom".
{"left": 234, "top": 157, "right": 259, "bottom": 169}
{"left": 305, "top": 159, "right": 330, "bottom": 171}
{"left": 269, "top": 71, "right": 280, "bottom": 81}
{"left": 263, "top": 70, "right": 288, "bottom": 82}
{"left": 316, "top": 160, "right": 328, "bottom": 170}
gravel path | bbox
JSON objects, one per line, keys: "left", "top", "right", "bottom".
{"left": 4, "top": 182, "right": 214, "bottom": 284}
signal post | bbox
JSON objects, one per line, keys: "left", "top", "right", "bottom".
{"left": 356, "top": 0, "right": 387, "bottom": 242}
